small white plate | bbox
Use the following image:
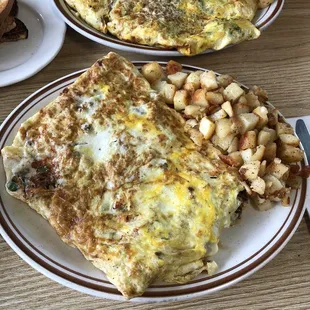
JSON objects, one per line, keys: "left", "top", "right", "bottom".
{"left": 0, "top": 62, "right": 308, "bottom": 302}
{"left": 52, "top": 0, "right": 284, "bottom": 57}
{"left": 0, "top": 0, "right": 66, "bottom": 87}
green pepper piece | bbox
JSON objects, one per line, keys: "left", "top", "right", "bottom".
{"left": 7, "top": 180, "right": 19, "bottom": 192}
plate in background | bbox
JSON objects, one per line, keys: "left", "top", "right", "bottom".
{"left": 0, "top": 0, "right": 66, "bottom": 87}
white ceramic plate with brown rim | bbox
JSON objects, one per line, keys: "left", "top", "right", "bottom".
{"left": 0, "top": 62, "right": 307, "bottom": 302}
{"left": 51, "top": 0, "right": 285, "bottom": 57}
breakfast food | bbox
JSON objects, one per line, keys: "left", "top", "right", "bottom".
{"left": 141, "top": 60, "right": 308, "bottom": 210}
{"left": 2, "top": 53, "right": 245, "bottom": 299}
{"left": 65, "top": 0, "right": 275, "bottom": 56}
{"left": 0, "top": 0, "right": 28, "bottom": 43}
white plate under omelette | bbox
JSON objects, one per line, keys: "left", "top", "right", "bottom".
{"left": 1, "top": 53, "right": 245, "bottom": 298}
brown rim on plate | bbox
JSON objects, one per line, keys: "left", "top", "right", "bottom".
{"left": 52, "top": 0, "right": 284, "bottom": 53}
{"left": 0, "top": 63, "right": 306, "bottom": 300}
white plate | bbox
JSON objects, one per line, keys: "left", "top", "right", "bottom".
{"left": 0, "top": 63, "right": 307, "bottom": 302}
{"left": 52, "top": 0, "right": 284, "bottom": 56}
{"left": 0, "top": 0, "right": 66, "bottom": 87}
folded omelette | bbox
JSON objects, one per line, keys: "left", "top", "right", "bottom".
{"left": 65, "top": 0, "right": 262, "bottom": 56}
{"left": 2, "top": 53, "right": 243, "bottom": 298}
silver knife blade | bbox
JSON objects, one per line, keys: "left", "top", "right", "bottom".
{"left": 295, "top": 119, "right": 310, "bottom": 217}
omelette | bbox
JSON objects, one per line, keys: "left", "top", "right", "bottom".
{"left": 64, "top": 0, "right": 265, "bottom": 56}
{"left": 2, "top": 53, "right": 244, "bottom": 298}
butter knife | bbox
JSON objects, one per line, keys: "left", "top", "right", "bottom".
{"left": 295, "top": 119, "right": 310, "bottom": 217}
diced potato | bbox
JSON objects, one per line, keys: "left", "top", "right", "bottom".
{"left": 188, "top": 129, "right": 203, "bottom": 147}
{"left": 168, "top": 72, "right": 188, "bottom": 89}
{"left": 166, "top": 60, "right": 182, "bottom": 75}
{"left": 200, "top": 71, "right": 218, "bottom": 90}
{"left": 228, "top": 136, "right": 239, "bottom": 153}
{"left": 258, "top": 0, "right": 274, "bottom": 10}
{"left": 214, "top": 133, "right": 236, "bottom": 151}
{"left": 238, "top": 95, "right": 248, "bottom": 105}
{"left": 251, "top": 177, "right": 266, "bottom": 195}
{"left": 239, "top": 161, "right": 260, "bottom": 181}
{"left": 262, "top": 127, "right": 277, "bottom": 142}
{"left": 268, "top": 109, "right": 278, "bottom": 126}
{"left": 253, "top": 106, "right": 268, "bottom": 129}
{"left": 161, "top": 83, "right": 177, "bottom": 105}
{"left": 141, "top": 62, "right": 164, "bottom": 84}
{"left": 266, "top": 160, "right": 289, "bottom": 180}
{"left": 255, "top": 199, "right": 273, "bottom": 211}
{"left": 192, "top": 89, "right": 209, "bottom": 108}
{"left": 185, "top": 72, "right": 202, "bottom": 90}
{"left": 217, "top": 74, "right": 234, "bottom": 88}
{"left": 209, "top": 109, "right": 227, "bottom": 121}
{"left": 184, "top": 105, "right": 202, "bottom": 117}
{"left": 245, "top": 91, "right": 260, "bottom": 110}
{"left": 232, "top": 103, "right": 251, "bottom": 115}
{"left": 215, "top": 118, "right": 232, "bottom": 138}
{"left": 251, "top": 85, "right": 268, "bottom": 103}
{"left": 257, "top": 129, "right": 272, "bottom": 146}
{"left": 279, "top": 134, "right": 300, "bottom": 147}
{"left": 259, "top": 160, "right": 267, "bottom": 177}
{"left": 286, "top": 175, "right": 302, "bottom": 189}
{"left": 223, "top": 82, "right": 245, "bottom": 103}
{"left": 185, "top": 119, "right": 198, "bottom": 130}
{"left": 237, "top": 113, "right": 259, "bottom": 134}
{"left": 277, "top": 144, "right": 304, "bottom": 164}
{"left": 206, "top": 92, "right": 224, "bottom": 105}
{"left": 152, "top": 80, "right": 167, "bottom": 92}
{"left": 240, "top": 148, "right": 254, "bottom": 163}
{"left": 276, "top": 122, "right": 294, "bottom": 136}
{"left": 219, "top": 151, "right": 243, "bottom": 167}
{"left": 174, "top": 90, "right": 190, "bottom": 111}
{"left": 239, "top": 131, "right": 257, "bottom": 150}
{"left": 263, "top": 174, "right": 284, "bottom": 196}
{"left": 183, "top": 83, "right": 196, "bottom": 96}
{"left": 263, "top": 142, "right": 277, "bottom": 162}
{"left": 221, "top": 101, "right": 234, "bottom": 117}
{"left": 251, "top": 145, "right": 266, "bottom": 161}
{"left": 281, "top": 189, "right": 291, "bottom": 206}
{"left": 199, "top": 117, "right": 216, "bottom": 140}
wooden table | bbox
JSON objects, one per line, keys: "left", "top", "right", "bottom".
{"left": 1, "top": 1, "right": 310, "bottom": 309}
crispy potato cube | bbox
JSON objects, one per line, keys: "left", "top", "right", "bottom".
{"left": 200, "top": 71, "right": 218, "bottom": 90}
{"left": 251, "top": 177, "right": 266, "bottom": 195}
{"left": 251, "top": 85, "right": 268, "bottom": 103}
{"left": 277, "top": 144, "right": 304, "bottom": 164}
{"left": 192, "top": 89, "right": 209, "bottom": 108}
{"left": 228, "top": 136, "right": 239, "bottom": 153}
{"left": 184, "top": 119, "right": 198, "bottom": 130}
{"left": 257, "top": 129, "right": 272, "bottom": 146}
{"left": 266, "top": 160, "right": 289, "bottom": 180}
{"left": 166, "top": 60, "right": 182, "bottom": 75}
{"left": 206, "top": 92, "right": 224, "bottom": 106}
{"left": 258, "top": 0, "right": 274, "bottom": 9}
{"left": 185, "top": 72, "right": 202, "bottom": 90}
{"left": 141, "top": 62, "right": 164, "bottom": 84}
{"left": 276, "top": 122, "right": 294, "bottom": 136}
{"left": 279, "top": 134, "right": 300, "bottom": 147}
{"left": 199, "top": 117, "right": 216, "bottom": 140}
{"left": 217, "top": 74, "right": 234, "bottom": 88}
{"left": 219, "top": 151, "right": 243, "bottom": 167}
{"left": 215, "top": 133, "right": 236, "bottom": 151}
{"left": 268, "top": 109, "right": 278, "bottom": 126}
{"left": 174, "top": 90, "right": 190, "bottom": 111}
{"left": 237, "top": 113, "right": 259, "bottom": 134}
{"left": 223, "top": 82, "right": 244, "bottom": 103}
{"left": 251, "top": 145, "right": 266, "bottom": 161}
{"left": 221, "top": 101, "right": 234, "bottom": 117}
{"left": 239, "top": 131, "right": 257, "bottom": 150}
{"left": 152, "top": 80, "right": 167, "bottom": 92}
{"left": 240, "top": 148, "right": 254, "bottom": 163}
{"left": 215, "top": 118, "right": 233, "bottom": 138}
{"left": 245, "top": 91, "right": 260, "bottom": 110}
{"left": 183, "top": 83, "right": 196, "bottom": 96}
{"left": 188, "top": 129, "right": 203, "bottom": 147}
{"left": 259, "top": 160, "right": 267, "bottom": 177}
{"left": 263, "top": 174, "right": 284, "bottom": 195}
{"left": 168, "top": 72, "right": 188, "bottom": 89}
{"left": 238, "top": 95, "right": 248, "bottom": 105}
{"left": 264, "top": 142, "right": 277, "bottom": 162}
{"left": 253, "top": 106, "right": 268, "bottom": 129}
{"left": 209, "top": 109, "right": 227, "bottom": 121}
{"left": 232, "top": 103, "right": 251, "bottom": 115}
{"left": 263, "top": 127, "right": 277, "bottom": 141}
{"left": 184, "top": 105, "right": 202, "bottom": 117}
{"left": 239, "top": 161, "right": 261, "bottom": 181}
{"left": 161, "top": 83, "right": 177, "bottom": 105}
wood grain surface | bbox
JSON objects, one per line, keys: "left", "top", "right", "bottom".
{"left": 1, "top": 0, "right": 310, "bottom": 309}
